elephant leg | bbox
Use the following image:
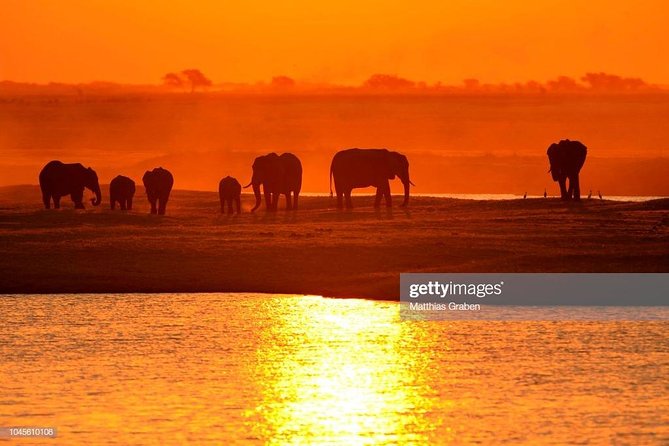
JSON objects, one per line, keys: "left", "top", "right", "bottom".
{"left": 72, "top": 189, "right": 84, "bottom": 209}
{"left": 150, "top": 199, "right": 157, "bottom": 214}
{"left": 285, "top": 192, "right": 293, "bottom": 211}
{"left": 572, "top": 175, "right": 581, "bottom": 201}
{"left": 272, "top": 193, "right": 280, "bottom": 211}
{"left": 374, "top": 187, "right": 383, "bottom": 208}
{"left": 293, "top": 192, "right": 299, "bottom": 211}
{"left": 42, "top": 190, "right": 51, "bottom": 209}
{"left": 567, "top": 178, "right": 574, "bottom": 200}
{"left": 558, "top": 178, "right": 568, "bottom": 200}
{"left": 336, "top": 191, "right": 344, "bottom": 209}
{"left": 345, "top": 190, "right": 353, "bottom": 209}
{"left": 53, "top": 195, "right": 61, "bottom": 209}
{"left": 264, "top": 191, "right": 272, "bottom": 210}
{"left": 227, "top": 199, "right": 233, "bottom": 215}
{"left": 220, "top": 197, "right": 226, "bottom": 213}
{"left": 127, "top": 198, "right": 133, "bottom": 210}
{"left": 111, "top": 197, "right": 116, "bottom": 210}
{"left": 235, "top": 197, "right": 241, "bottom": 214}
{"left": 383, "top": 181, "right": 392, "bottom": 207}
{"left": 120, "top": 199, "right": 126, "bottom": 211}
{"left": 158, "top": 197, "right": 167, "bottom": 215}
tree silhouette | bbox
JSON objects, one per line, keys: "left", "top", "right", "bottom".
{"left": 581, "top": 72, "right": 647, "bottom": 91}
{"left": 270, "top": 75, "right": 296, "bottom": 89}
{"left": 181, "top": 69, "right": 213, "bottom": 93}
{"left": 363, "top": 74, "right": 415, "bottom": 90}
{"left": 163, "top": 69, "right": 212, "bottom": 93}
{"left": 162, "top": 72, "right": 184, "bottom": 89}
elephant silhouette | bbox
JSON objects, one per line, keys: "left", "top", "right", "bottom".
{"left": 330, "top": 148, "right": 414, "bottom": 209}
{"left": 109, "top": 175, "right": 136, "bottom": 211}
{"left": 244, "top": 152, "right": 302, "bottom": 212}
{"left": 39, "top": 160, "right": 102, "bottom": 209}
{"left": 142, "top": 167, "right": 174, "bottom": 215}
{"left": 219, "top": 176, "right": 242, "bottom": 214}
{"left": 547, "top": 139, "right": 587, "bottom": 200}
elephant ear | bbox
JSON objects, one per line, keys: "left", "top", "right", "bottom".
{"left": 547, "top": 143, "right": 562, "bottom": 180}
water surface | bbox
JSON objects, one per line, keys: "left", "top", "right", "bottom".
{"left": 1, "top": 294, "right": 668, "bottom": 445}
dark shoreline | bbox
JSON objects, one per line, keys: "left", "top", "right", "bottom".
{"left": 1, "top": 189, "right": 667, "bottom": 299}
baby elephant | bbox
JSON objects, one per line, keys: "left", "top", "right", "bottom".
{"left": 219, "top": 176, "right": 241, "bottom": 214}
{"left": 109, "top": 175, "right": 136, "bottom": 210}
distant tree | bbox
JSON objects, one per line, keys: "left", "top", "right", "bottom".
{"left": 181, "top": 69, "right": 213, "bottom": 93}
{"left": 523, "top": 80, "right": 546, "bottom": 94}
{"left": 463, "top": 78, "right": 480, "bottom": 91}
{"left": 546, "top": 76, "right": 581, "bottom": 92}
{"left": 363, "top": 74, "right": 415, "bottom": 90}
{"left": 581, "top": 72, "right": 647, "bottom": 92}
{"left": 163, "top": 72, "right": 184, "bottom": 89}
{"left": 270, "top": 75, "right": 296, "bottom": 89}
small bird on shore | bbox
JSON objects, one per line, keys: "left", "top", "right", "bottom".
{"left": 588, "top": 190, "right": 592, "bottom": 199}
{"left": 598, "top": 190, "right": 603, "bottom": 200}
{"left": 543, "top": 189, "right": 547, "bottom": 198}
{"left": 523, "top": 192, "right": 527, "bottom": 199}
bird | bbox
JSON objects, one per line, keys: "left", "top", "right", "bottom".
{"left": 523, "top": 192, "right": 527, "bottom": 199}
{"left": 598, "top": 190, "right": 603, "bottom": 200}
{"left": 543, "top": 189, "right": 547, "bottom": 198}
{"left": 587, "top": 190, "right": 592, "bottom": 199}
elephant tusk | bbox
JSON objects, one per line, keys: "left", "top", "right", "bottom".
{"left": 409, "top": 181, "right": 416, "bottom": 186}
{"left": 243, "top": 181, "right": 252, "bottom": 188}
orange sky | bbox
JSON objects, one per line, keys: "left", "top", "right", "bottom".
{"left": 1, "top": 0, "right": 667, "bottom": 85}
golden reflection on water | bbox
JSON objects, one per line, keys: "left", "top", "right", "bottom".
{"left": 247, "top": 296, "right": 438, "bottom": 444}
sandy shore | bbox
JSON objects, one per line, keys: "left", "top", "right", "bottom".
{"left": 0, "top": 186, "right": 667, "bottom": 299}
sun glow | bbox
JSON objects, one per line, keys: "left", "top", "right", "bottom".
{"left": 246, "top": 296, "right": 441, "bottom": 443}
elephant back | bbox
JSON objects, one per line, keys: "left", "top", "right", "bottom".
{"left": 547, "top": 140, "right": 587, "bottom": 178}
{"left": 110, "top": 175, "right": 136, "bottom": 193}
{"left": 143, "top": 167, "right": 174, "bottom": 193}
{"left": 219, "top": 176, "right": 241, "bottom": 194}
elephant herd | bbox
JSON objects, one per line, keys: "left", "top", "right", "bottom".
{"left": 37, "top": 140, "right": 588, "bottom": 214}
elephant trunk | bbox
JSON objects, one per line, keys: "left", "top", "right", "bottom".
{"left": 90, "top": 184, "right": 102, "bottom": 206}
{"left": 251, "top": 183, "right": 261, "bottom": 212}
{"left": 401, "top": 177, "right": 411, "bottom": 207}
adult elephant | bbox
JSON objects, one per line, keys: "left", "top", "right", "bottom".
{"left": 547, "top": 139, "right": 588, "bottom": 201}
{"left": 142, "top": 167, "right": 174, "bottom": 215}
{"left": 244, "top": 152, "right": 302, "bottom": 212}
{"left": 330, "top": 148, "right": 414, "bottom": 209}
{"left": 109, "top": 175, "right": 136, "bottom": 210}
{"left": 38, "top": 160, "right": 102, "bottom": 209}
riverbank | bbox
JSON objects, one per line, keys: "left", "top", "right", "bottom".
{"left": 1, "top": 186, "right": 667, "bottom": 298}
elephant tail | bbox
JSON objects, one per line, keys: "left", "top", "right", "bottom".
{"left": 329, "top": 162, "right": 333, "bottom": 197}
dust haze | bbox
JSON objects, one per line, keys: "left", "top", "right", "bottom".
{"left": 1, "top": 93, "right": 668, "bottom": 196}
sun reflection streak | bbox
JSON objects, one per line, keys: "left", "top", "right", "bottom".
{"left": 246, "top": 296, "right": 439, "bottom": 444}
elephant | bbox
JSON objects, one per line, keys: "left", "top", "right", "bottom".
{"left": 244, "top": 152, "right": 302, "bottom": 212}
{"left": 38, "top": 160, "right": 102, "bottom": 209}
{"left": 109, "top": 175, "right": 136, "bottom": 211}
{"left": 330, "top": 148, "right": 414, "bottom": 209}
{"left": 142, "top": 167, "right": 174, "bottom": 215}
{"left": 219, "top": 176, "right": 242, "bottom": 214}
{"left": 547, "top": 139, "right": 588, "bottom": 200}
